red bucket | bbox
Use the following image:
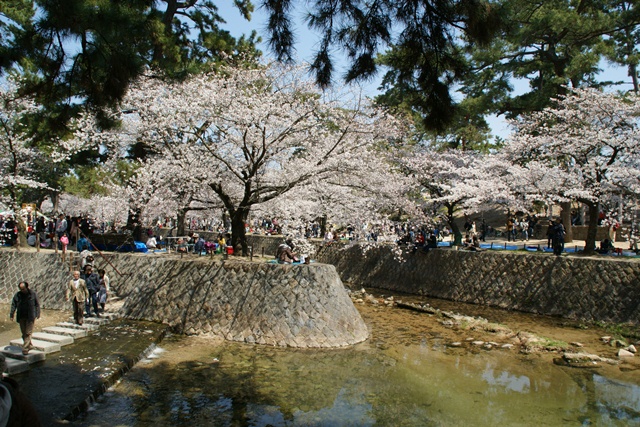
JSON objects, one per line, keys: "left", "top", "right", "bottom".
{"left": 226, "top": 246, "right": 234, "bottom": 255}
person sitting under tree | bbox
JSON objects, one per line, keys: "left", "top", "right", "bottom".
{"left": 276, "top": 239, "right": 299, "bottom": 264}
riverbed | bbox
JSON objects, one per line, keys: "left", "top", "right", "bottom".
{"left": 71, "top": 290, "right": 640, "bottom": 426}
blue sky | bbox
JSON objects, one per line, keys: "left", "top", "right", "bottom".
{"left": 216, "top": 2, "right": 634, "bottom": 141}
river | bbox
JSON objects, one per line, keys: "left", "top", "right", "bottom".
{"left": 71, "top": 290, "right": 640, "bottom": 426}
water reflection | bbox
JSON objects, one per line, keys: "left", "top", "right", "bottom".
{"left": 74, "top": 310, "right": 640, "bottom": 427}
{"left": 482, "top": 368, "right": 531, "bottom": 393}
{"left": 592, "top": 374, "right": 640, "bottom": 425}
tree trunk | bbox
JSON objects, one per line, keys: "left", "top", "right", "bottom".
{"left": 446, "top": 204, "right": 462, "bottom": 246}
{"left": 126, "top": 207, "right": 143, "bottom": 241}
{"left": 320, "top": 215, "right": 327, "bottom": 238}
{"left": 560, "top": 202, "right": 573, "bottom": 243}
{"left": 16, "top": 216, "right": 29, "bottom": 249}
{"left": 230, "top": 207, "right": 249, "bottom": 256}
{"left": 176, "top": 209, "right": 187, "bottom": 236}
{"left": 584, "top": 202, "right": 599, "bottom": 255}
{"left": 52, "top": 191, "right": 60, "bottom": 214}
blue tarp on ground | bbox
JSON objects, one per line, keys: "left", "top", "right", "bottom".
{"left": 564, "top": 247, "right": 583, "bottom": 253}
{"left": 134, "top": 241, "right": 148, "bottom": 253}
{"left": 437, "top": 241, "right": 451, "bottom": 247}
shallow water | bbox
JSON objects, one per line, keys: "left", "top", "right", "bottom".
{"left": 74, "top": 298, "right": 640, "bottom": 427}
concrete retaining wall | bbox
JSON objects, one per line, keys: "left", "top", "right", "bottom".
{"left": 315, "top": 244, "right": 640, "bottom": 324}
{"left": 0, "top": 250, "right": 368, "bottom": 348}
{"left": 119, "top": 236, "right": 640, "bottom": 326}
{"left": 0, "top": 251, "right": 70, "bottom": 311}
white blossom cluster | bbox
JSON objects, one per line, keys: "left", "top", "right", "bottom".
{"left": 6, "top": 67, "right": 640, "bottom": 256}
{"left": 83, "top": 64, "right": 410, "bottom": 249}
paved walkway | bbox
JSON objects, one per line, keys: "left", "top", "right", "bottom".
{"left": 441, "top": 234, "right": 637, "bottom": 256}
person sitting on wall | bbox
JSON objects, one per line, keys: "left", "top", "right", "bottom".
{"left": 423, "top": 232, "right": 438, "bottom": 251}
{"left": 176, "top": 238, "right": 188, "bottom": 253}
{"left": 217, "top": 234, "right": 226, "bottom": 252}
{"left": 460, "top": 233, "right": 481, "bottom": 251}
{"left": 598, "top": 238, "right": 615, "bottom": 255}
{"left": 276, "top": 239, "right": 298, "bottom": 264}
{"left": 204, "top": 240, "right": 215, "bottom": 254}
{"left": 146, "top": 235, "right": 157, "bottom": 249}
{"left": 194, "top": 234, "right": 205, "bottom": 254}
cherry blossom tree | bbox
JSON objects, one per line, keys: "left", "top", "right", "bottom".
{"left": 98, "top": 64, "right": 407, "bottom": 254}
{"left": 402, "top": 148, "right": 510, "bottom": 245}
{"left": 501, "top": 88, "right": 640, "bottom": 254}
{"left": 254, "top": 151, "right": 412, "bottom": 240}
{"left": 0, "top": 84, "right": 51, "bottom": 210}
{"left": 127, "top": 157, "right": 223, "bottom": 236}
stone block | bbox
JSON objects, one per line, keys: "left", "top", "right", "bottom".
{"left": 42, "top": 326, "right": 87, "bottom": 339}
{"left": 84, "top": 317, "right": 110, "bottom": 326}
{"left": 3, "top": 358, "right": 29, "bottom": 375}
{"left": 9, "top": 338, "right": 61, "bottom": 354}
{"left": 32, "top": 332, "right": 74, "bottom": 346}
{"left": 1, "top": 345, "right": 46, "bottom": 364}
{"left": 101, "top": 312, "right": 120, "bottom": 321}
{"left": 58, "top": 322, "right": 99, "bottom": 331}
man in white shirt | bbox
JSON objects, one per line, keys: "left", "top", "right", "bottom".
{"left": 65, "top": 271, "right": 89, "bottom": 325}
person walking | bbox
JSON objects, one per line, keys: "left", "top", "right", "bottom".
{"left": 82, "top": 265, "right": 101, "bottom": 317}
{"left": 9, "top": 282, "right": 40, "bottom": 355}
{"left": 66, "top": 271, "right": 89, "bottom": 326}
{"left": 97, "top": 269, "right": 110, "bottom": 313}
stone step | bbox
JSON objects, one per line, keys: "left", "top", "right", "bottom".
{"left": 42, "top": 326, "right": 87, "bottom": 339}
{"left": 4, "top": 357, "right": 29, "bottom": 375}
{"left": 31, "top": 332, "right": 74, "bottom": 346}
{"left": 101, "top": 312, "right": 120, "bottom": 321}
{"left": 9, "top": 339, "right": 61, "bottom": 354}
{"left": 1, "top": 345, "right": 46, "bottom": 364}
{"left": 84, "top": 317, "right": 110, "bottom": 326}
{"left": 60, "top": 321, "right": 99, "bottom": 331}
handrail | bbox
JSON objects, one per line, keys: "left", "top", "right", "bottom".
{"left": 78, "top": 229, "right": 127, "bottom": 278}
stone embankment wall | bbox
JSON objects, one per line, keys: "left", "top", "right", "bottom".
{"left": 0, "top": 251, "right": 70, "bottom": 311}
{"left": 315, "top": 244, "right": 640, "bottom": 324}
{"left": 117, "top": 235, "right": 640, "bottom": 326}
{"left": 0, "top": 250, "right": 368, "bottom": 348}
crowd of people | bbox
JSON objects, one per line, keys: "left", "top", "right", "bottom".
{"left": 145, "top": 229, "right": 233, "bottom": 256}
{"left": 504, "top": 214, "right": 541, "bottom": 242}
{"left": 21, "top": 213, "right": 95, "bottom": 251}
{"left": 4, "top": 207, "right": 640, "bottom": 259}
